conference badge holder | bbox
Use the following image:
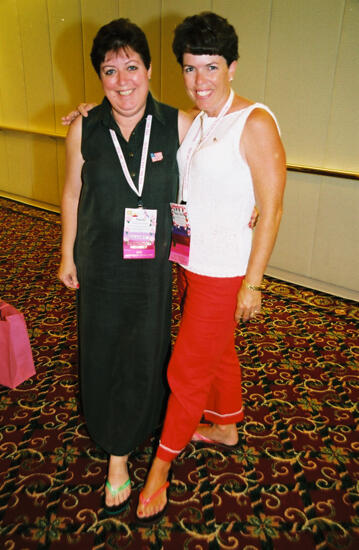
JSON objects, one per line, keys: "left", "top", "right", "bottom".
{"left": 169, "top": 202, "right": 191, "bottom": 265}
{"left": 124, "top": 207, "right": 157, "bottom": 259}
{"left": 109, "top": 116, "right": 157, "bottom": 260}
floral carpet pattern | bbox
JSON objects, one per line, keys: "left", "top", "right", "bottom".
{"left": 0, "top": 197, "right": 358, "bottom": 550}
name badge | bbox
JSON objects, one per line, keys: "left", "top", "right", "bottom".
{"left": 169, "top": 203, "right": 191, "bottom": 265}
{"left": 123, "top": 208, "right": 157, "bottom": 259}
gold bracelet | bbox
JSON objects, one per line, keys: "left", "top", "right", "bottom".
{"left": 243, "top": 280, "right": 264, "bottom": 292}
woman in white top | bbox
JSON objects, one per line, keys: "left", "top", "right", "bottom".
{"left": 136, "top": 11, "right": 286, "bottom": 524}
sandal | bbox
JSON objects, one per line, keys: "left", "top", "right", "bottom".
{"left": 136, "top": 472, "right": 172, "bottom": 525}
{"left": 191, "top": 430, "right": 238, "bottom": 450}
{"left": 103, "top": 478, "right": 131, "bottom": 515}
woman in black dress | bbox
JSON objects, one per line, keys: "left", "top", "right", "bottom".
{"left": 58, "top": 18, "right": 191, "bottom": 515}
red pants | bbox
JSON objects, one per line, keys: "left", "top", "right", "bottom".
{"left": 157, "top": 269, "right": 244, "bottom": 462}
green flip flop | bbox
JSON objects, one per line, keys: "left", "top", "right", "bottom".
{"left": 103, "top": 478, "right": 131, "bottom": 515}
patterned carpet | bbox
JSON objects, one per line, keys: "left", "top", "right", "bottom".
{"left": 0, "top": 196, "right": 358, "bottom": 550}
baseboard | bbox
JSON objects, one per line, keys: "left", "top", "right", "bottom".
{"left": 266, "top": 266, "right": 359, "bottom": 302}
{"left": 0, "top": 192, "right": 60, "bottom": 213}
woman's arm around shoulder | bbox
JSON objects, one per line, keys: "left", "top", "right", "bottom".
{"left": 177, "top": 109, "right": 198, "bottom": 144}
{"left": 58, "top": 116, "right": 85, "bottom": 289}
{"left": 61, "top": 103, "right": 98, "bottom": 125}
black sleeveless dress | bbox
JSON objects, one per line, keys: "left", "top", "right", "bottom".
{"left": 75, "top": 94, "right": 179, "bottom": 455}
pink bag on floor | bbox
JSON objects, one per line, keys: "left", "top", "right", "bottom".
{"left": 0, "top": 301, "right": 36, "bottom": 389}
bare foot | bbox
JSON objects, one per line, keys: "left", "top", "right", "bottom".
{"left": 194, "top": 423, "right": 239, "bottom": 446}
{"left": 136, "top": 458, "right": 171, "bottom": 519}
{"left": 105, "top": 454, "right": 131, "bottom": 507}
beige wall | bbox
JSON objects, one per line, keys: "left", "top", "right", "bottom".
{"left": 0, "top": 0, "right": 358, "bottom": 298}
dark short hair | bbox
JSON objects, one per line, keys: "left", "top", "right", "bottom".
{"left": 172, "top": 12, "right": 239, "bottom": 67}
{"left": 90, "top": 18, "right": 151, "bottom": 76}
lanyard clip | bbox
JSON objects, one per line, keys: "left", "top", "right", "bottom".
{"left": 137, "top": 197, "right": 143, "bottom": 208}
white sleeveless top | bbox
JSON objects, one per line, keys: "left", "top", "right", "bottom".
{"left": 176, "top": 103, "right": 280, "bottom": 277}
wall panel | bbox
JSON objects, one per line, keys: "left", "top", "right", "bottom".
{"left": 324, "top": 0, "right": 359, "bottom": 172}
{"left": 30, "top": 136, "right": 59, "bottom": 205}
{"left": 269, "top": 171, "right": 321, "bottom": 276}
{"left": 17, "top": 0, "right": 56, "bottom": 131}
{"left": 48, "top": 0, "right": 85, "bottom": 134}
{"left": 213, "top": 0, "right": 272, "bottom": 102}
{"left": 3, "top": 133, "right": 33, "bottom": 197}
{"left": 0, "top": 0, "right": 28, "bottom": 126}
{"left": 311, "top": 177, "right": 359, "bottom": 290}
{"left": 0, "top": 132, "right": 9, "bottom": 188}
{"left": 265, "top": 0, "right": 345, "bottom": 167}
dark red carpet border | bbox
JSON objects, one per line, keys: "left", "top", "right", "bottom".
{"left": 0, "top": 197, "right": 358, "bottom": 550}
